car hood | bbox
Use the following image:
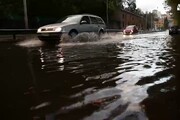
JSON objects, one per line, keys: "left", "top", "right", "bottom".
{"left": 40, "top": 22, "right": 77, "bottom": 28}
{"left": 124, "top": 29, "right": 132, "bottom": 32}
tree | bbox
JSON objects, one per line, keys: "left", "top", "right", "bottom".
{"left": 0, "top": 0, "right": 23, "bottom": 17}
{"left": 0, "top": 0, "right": 138, "bottom": 28}
{"left": 104, "top": 0, "right": 138, "bottom": 14}
{"left": 135, "top": 8, "right": 144, "bottom": 15}
{"left": 121, "top": 0, "right": 136, "bottom": 11}
{"left": 164, "top": 17, "right": 169, "bottom": 29}
{"left": 165, "top": 0, "right": 180, "bottom": 25}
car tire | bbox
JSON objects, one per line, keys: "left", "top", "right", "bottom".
{"left": 38, "top": 36, "right": 47, "bottom": 41}
{"left": 69, "top": 31, "right": 78, "bottom": 39}
{"left": 98, "top": 30, "right": 104, "bottom": 38}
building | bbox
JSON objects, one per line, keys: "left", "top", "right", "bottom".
{"left": 152, "top": 10, "right": 161, "bottom": 19}
{"left": 154, "top": 18, "right": 164, "bottom": 30}
{"left": 153, "top": 10, "right": 168, "bottom": 30}
{"left": 111, "top": 9, "right": 146, "bottom": 30}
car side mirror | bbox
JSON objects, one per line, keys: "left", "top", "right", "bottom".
{"left": 80, "top": 20, "right": 87, "bottom": 24}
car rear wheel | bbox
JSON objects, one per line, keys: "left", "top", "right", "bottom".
{"left": 98, "top": 30, "right": 104, "bottom": 38}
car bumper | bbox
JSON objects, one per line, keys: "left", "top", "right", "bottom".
{"left": 123, "top": 32, "right": 133, "bottom": 35}
{"left": 37, "top": 32, "right": 68, "bottom": 41}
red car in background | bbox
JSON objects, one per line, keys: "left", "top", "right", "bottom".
{"left": 123, "top": 25, "right": 138, "bottom": 35}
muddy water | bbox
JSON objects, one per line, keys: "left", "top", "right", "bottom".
{"left": 1, "top": 32, "right": 179, "bottom": 120}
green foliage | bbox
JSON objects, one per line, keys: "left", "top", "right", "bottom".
{"left": 165, "top": 0, "right": 180, "bottom": 25}
{"left": 0, "top": 0, "right": 137, "bottom": 28}
{"left": 0, "top": 0, "right": 23, "bottom": 17}
{"left": 0, "top": 0, "right": 136, "bottom": 18}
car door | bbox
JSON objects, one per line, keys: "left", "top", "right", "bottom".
{"left": 89, "top": 16, "right": 99, "bottom": 33}
{"left": 78, "top": 16, "right": 92, "bottom": 33}
{"left": 96, "top": 17, "right": 106, "bottom": 30}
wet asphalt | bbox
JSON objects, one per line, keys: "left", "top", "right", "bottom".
{"left": 1, "top": 31, "right": 180, "bottom": 120}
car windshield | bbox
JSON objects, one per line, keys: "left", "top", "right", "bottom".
{"left": 56, "top": 15, "right": 82, "bottom": 23}
{"left": 126, "top": 26, "right": 134, "bottom": 30}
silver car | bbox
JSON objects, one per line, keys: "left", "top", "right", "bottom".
{"left": 37, "top": 14, "right": 106, "bottom": 41}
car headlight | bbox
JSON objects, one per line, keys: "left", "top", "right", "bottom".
{"left": 55, "top": 27, "right": 62, "bottom": 32}
{"left": 37, "top": 28, "right": 41, "bottom": 33}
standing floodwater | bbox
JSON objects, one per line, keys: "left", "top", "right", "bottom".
{"left": 1, "top": 31, "right": 180, "bottom": 120}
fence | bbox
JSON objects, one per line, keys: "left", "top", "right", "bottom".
{"left": 0, "top": 29, "right": 122, "bottom": 40}
{"left": 0, "top": 29, "right": 37, "bottom": 40}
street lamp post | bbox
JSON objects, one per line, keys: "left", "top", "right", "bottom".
{"left": 106, "top": 0, "right": 109, "bottom": 26}
{"left": 23, "top": 0, "right": 29, "bottom": 29}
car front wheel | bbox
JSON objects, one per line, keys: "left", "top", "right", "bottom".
{"left": 69, "top": 31, "right": 78, "bottom": 38}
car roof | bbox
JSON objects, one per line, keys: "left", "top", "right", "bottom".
{"left": 126, "top": 25, "right": 136, "bottom": 27}
{"left": 67, "top": 14, "right": 101, "bottom": 18}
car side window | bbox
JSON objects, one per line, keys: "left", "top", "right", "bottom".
{"left": 80, "top": 16, "right": 90, "bottom": 24}
{"left": 96, "top": 17, "right": 104, "bottom": 24}
{"left": 90, "top": 17, "right": 98, "bottom": 24}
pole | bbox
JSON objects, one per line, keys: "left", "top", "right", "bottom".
{"left": 23, "top": 0, "right": 29, "bottom": 29}
{"left": 150, "top": 14, "right": 152, "bottom": 29}
{"left": 146, "top": 14, "right": 148, "bottom": 30}
{"left": 151, "top": 14, "right": 153, "bottom": 30}
{"left": 106, "top": 0, "right": 109, "bottom": 26}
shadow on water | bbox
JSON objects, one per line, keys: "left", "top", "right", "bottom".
{"left": 0, "top": 42, "right": 36, "bottom": 120}
{"left": 1, "top": 32, "right": 180, "bottom": 120}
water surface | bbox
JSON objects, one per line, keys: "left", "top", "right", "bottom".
{"left": 1, "top": 32, "right": 179, "bottom": 120}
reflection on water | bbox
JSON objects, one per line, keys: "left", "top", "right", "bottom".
{"left": 39, "top": 46, "right": 64, "bottom": 72}
{"left": 1, "top": 32, "right": 179, "bottom": 120}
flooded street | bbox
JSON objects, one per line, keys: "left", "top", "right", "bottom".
{"left": 1, "top": 31, "right": 180, "bottom": 120}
